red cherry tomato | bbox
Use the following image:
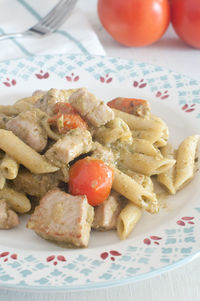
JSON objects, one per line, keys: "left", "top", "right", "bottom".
{"left": 98, "top": 0, "right": 170, "bottom": 47}
{"left": 69, "top": 157, "right": 114, "bottom": 206}
{"left": 171, "top": 0, "right": 200, "bottom": 48}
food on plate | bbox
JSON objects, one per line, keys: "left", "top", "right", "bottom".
{"left": 98, "top": 0, "right": 170, "bottom": 46}
{"left": 171, "top": 0, "right": 200, "bottom": 48}
{"left": 0, "top": 87, "right": 199, "bottom": 248}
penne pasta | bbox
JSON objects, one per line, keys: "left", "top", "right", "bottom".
{"left": 112, "top": 167, "right": 159, "bottom": 214}
{"left": 0, "top": 186, "right": 31, "bottom": 213}
{"left": 130, "top": 138, "right": 161, "bottom": 157}
{"left": 0, "top": 129, "right": 59, "bottom": 174}
{"left": 117, "top": 202, "right": 142, "bottom": 240}
{"left": 0, "top": 171, "right": 6, "bottom": 189}
{"left": 157, "top": 144, "right": 176, "bottom": 194}
{"left": 113, "top": 108, "right": 164, "bottom": 131}
{"left": 174, "top": 135, "right": 200, "bottom": 191}
{"left": 0, "top": 154, "right": 19, "bottom": 180}
{"left": 131, "top": 128, "right": 164, "bottom": 144}
{"left": 120, "top": 151, "right": 176, "bottom": 176}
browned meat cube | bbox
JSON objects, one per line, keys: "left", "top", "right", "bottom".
{"left": 45, "top": 128, "right": 92, "bottom": 167}
{"left": 0, "top": 199, "right": 19, "bottom": 229}
{"left": 13, "top": 168, "right": 63, "bottom": 198}
{"left": 92, "top": 191, "right": 124, "bottom": 230}
{"left": 87, "top": 102, "right": 114, "bottom": 127}
{"left": 69, "top": 88, "right": 114, "bottom": 127}
{"left": 69, "top": 88, "right": 100, "bottom": 116}
{"left": 27, "top": 189, "right": 94, "bottom": 248}
{"left": 6, "top": 110, "right": 47, "bottom": 152}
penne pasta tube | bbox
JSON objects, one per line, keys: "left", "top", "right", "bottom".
{"left": 0, "top": 171, "right": 6, "bottom": 189}
{"left": 120, "top": 151, "right": 176, "bottom": 176}
{"left": 130, "top": 138, "right": 161, "bottom": 157}
{"left": 113, "top": 168, "right": 159, "bottom": 214}
{"left": 157, "top": 144, "right": 176, "bottom": 194}
{"left": 174, "top": 135, "right": 200, "bottom": 191}
{"left": 0, "top": 154, "right": 19, "bottom": 180}
{"left": 0, "top": 105, "right": 18, "bottom": 116}
{"left": 117, "top": 164, "right": 153, "bottom": 191}
{"left": 0, "top": 130, "right": 59, "bottom": 174}
{"left": 0, "top": 186, "right": 31, "bottom": 213}
{"left": 112, "top": 108, "right": 164, "bottom": 131}
{"left": 131, "top": 129, "right": 164, "bottom": 144}
{"left": 117, "top": 202, "right": 142, "bottom": 240}
{"left": 151, "top": 115, "right": 169, "bottom": 140}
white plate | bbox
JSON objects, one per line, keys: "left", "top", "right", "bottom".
{"left": 0, "top": 54, "right": 200, "bottom": 291}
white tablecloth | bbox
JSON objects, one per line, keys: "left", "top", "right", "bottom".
{"left": 1, "top": 0, "right": 200, "bottom": 300}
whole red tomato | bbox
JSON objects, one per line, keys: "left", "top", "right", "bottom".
{"left": 171, "top": 0, "right": 200, "bottom": 48}
{"left": 98, "top": 0, "right": 170, "bottom": 47}
{"left": 69, "top": 157, "right": 114, "bottom": 206}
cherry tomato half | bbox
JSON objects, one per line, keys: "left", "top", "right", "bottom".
{"left": 171, "top": 0, "right": 200, "bottom": 48}
{"left": 98, "top": 0, "right": 170, "bottom": 47}
{"left": 69, "top": 157, "right": 114, "bottom": 206}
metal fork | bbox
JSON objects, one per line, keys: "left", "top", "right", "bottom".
{"left": 0, "top": 0, "right": 78, "bottom": 41}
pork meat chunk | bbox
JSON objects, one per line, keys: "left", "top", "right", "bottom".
{"left": 69, "top": 88, "right": 100, "bottom": 116}
{"left": 45, "top": 128, "right": 92, "bottom": 166}
{"left": 27, "top": 189, "right": 94, "bottom": 247}
{"left": 6, "top": 110, "right": 47, "bottom": 152}
{"left": 13, "top": 168, "right": 63, "bottom": 197}
{"left": 92, "top": 191, "right": 123, "bottom": 231}
{"left": 69, "top": 88, "right": 114, "bottom": 127}
{"left": 0, "top": 199, "right": 19, "bottom": 229}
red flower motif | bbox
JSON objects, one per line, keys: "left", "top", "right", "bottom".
{"left": 66, "top": 73, "right": 80, "bottom": 82}
{"left": 182, "top": 104, "right": 196, "bottom": 113}
{"left": 177, "top": 216, "right": 195, "bottom": 226}
{"left": 99, "top": 74, "right": 112, "bottom": 84}
{"left": 133, "top": 79, "right": 147, "bottom": 88}
{"left": 0, "top": 252, "right": 18, "bottom": 262}
{"left": 2, "top": 78, "right": 17, "bottom": 87}
{"left": 35, "top": 70, "right": 50, "bottom": 80}
{"left": 46, "top": 255, "right": 67, "bottom": 265}
{"left": 156, "top": 90, "right": 169, "bottom": 99}
{"left": 100, "top": 250, "right": 122, "bottom": 261}
{"left": 144, "top": 236, "right": 162, "bottom": 245}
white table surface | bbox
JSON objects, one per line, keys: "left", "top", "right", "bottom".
{"left": 1, "top": 1, "right": 200, "bottom": 300}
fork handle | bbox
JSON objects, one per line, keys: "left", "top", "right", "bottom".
{"left": 0, "top": 32, "right": 31, "bottom": 41}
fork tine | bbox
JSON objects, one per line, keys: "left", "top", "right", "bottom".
{"left": 45, "top": 0, "right": 78, "bottom": 30}
{"left": 39, "top": 0, "right": 69, "bottom": 27}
